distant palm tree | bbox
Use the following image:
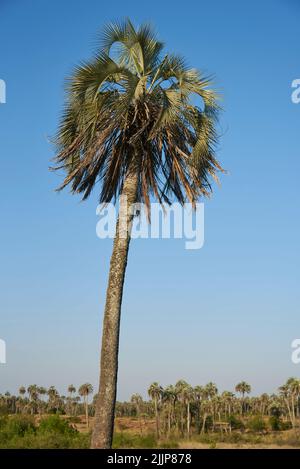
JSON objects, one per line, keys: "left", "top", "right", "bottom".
{"left": 68, "top": 384, "right": 76, "bottom": 397}
{"left": 194, "top": 385, "right": 205, "bottom": 433}
{"left": 235, "top": 381, "right": 251, "bottom": 399}
{"left": 163, "top": 385, "right": 177, "bottom": 436}
{"left": 67, "top": 385, "right": 76, "bottom": 416}
{"left": 205, "top": 382, "right": 218, "bottom": 399}
{"left": 27, "top": 385, "right": 39, "bottom": 414}
{"left": 148, "top": 382, "right": 163, "bottom": 438}
{"left": 79, "top": 383, "right": 93, "bottom": 429}
{"left": 235, "top": 381, "right": 251, "bottom": 414}
{"left": 281, "top": 377, "right": 300, "bottom": 427}
{"left": 18, "top": 386, "right": 26, "bottom": 397}
{"left": 175, "top": 380, "right": 190, "bottom": 435}
{"left": 131, "top": 393, "right": 143, "bottom": 434}
{"left": 181, "top": 385, "right": 194, "bottom": 438}
{"left": 52, "top": 19, "right": 222, "bottom": 448}
{"left": 38, "top": 386, "right": 47, "bottom": 396}
{"left": 221, "top": 391, "right": 235, "bottom": 417}
{"left": 47, "top": 386, "right": 60, "bottom": 413}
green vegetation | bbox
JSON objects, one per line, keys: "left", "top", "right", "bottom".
{"left": 0, "top": 415, "right": 89, "bottom": 449}
{"left": 1, "top": 377, "right": 300, "bottom": 447}
{"left": 247, "top": 416, "right": 266, "bottom": 432}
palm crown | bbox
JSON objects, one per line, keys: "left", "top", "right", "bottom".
{"left": 53, "top": 19, "right": 222, "bottom": 211}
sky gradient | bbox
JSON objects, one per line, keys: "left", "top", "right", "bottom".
{"left": 0, "top": 0, "right": 299, "bottom": 400}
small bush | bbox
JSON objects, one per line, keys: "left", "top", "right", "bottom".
{"left": 0, "top": 415, "right": 90, "bottom": 449}
{"left": 269, "top": 415, "right": 281, "bottom": 431}
{"left": 280, "top": 421, "right": 292, "bottom": 431}
{"left": 247, "top": 416, "right": 266, "bottom": 432}
{"left": 0, "top": 415, "right": 8, "bottom": 429}
{"left": 227, "top": 415, "right": 244, "bottom": 430}
{"left": 5, "top": 415, "right": 36, "bottom": 437}
{"left": 159, "top": 439, "right": 179, "bottom": 449}
{"left": 113, "top": 432, "right": 157, "bottom": 448}
{"left": 38, "top": 415, "right": 76, "bottom": 435}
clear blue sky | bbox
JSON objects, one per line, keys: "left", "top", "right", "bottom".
{"left": 0, "top": 0, "right": 299, "bottom": 400}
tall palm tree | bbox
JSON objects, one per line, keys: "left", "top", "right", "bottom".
{"left": 78, "top": 383, "right": 93, "bottom": 429}
{"left": 52, "top": 19, "right": 222, "bottom": 448}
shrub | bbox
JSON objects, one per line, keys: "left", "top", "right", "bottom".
{"left": 5, "top": 415, "right": 36, "bottom": 437}
{"left": 38, "top": 415, "right": 76, "bottom": 435}
{"left": 0, "top": 415, "right": 8, "bottom": 429}
{"left": 113, "top": 432, "right": 157, "bottom": 449}
{"left": 227, "top": 415, "right": 244, "bottom": 430}
{"left": 159, "top": 439, "right": 179, "bottom": 449}
{"left": 247, "top": 416, "right": 266, "bottom": 432}
{"left": 269, "top": 415, "right": 281, "bottom": 431}
{"left": 280, "top": 420, "right": 292, "bottom": 431}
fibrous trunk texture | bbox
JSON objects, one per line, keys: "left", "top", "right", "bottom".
{"left": 91, "top": 163, "right": 139, "bottom": 448}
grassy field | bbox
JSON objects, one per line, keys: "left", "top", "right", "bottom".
{"left": 1, "top": 414, "right": 300, "bottom": 449}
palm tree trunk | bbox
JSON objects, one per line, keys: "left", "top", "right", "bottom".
{"left": 187, "top": 401, "right": 190, "bottom": 438}
{"left": 155, "top": 397, "right": 159, "bottom": 439}
{"left": 201, "top": 413, "right": 207, "bottom": 434}
{"left": 285, "top": 398, "right": 293, "bottom": 426}
{"left": 91, "top": 164, "right": 139, "bottom": 449}
{"left": 85, "top": 397, "right": 89, "bottom": 429}
{"left": 292, "top": 395, "right": 296, "bottom": 427}
{"left": 167, "top": 403, "right": 171, "bottom": 437}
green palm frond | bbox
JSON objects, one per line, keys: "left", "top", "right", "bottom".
{"left": 52, "top": 19, "right": 224, "bottom": 209}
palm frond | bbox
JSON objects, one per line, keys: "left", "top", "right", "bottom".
{"left": 52, "top": 19, "right": 224, "bottom": 209}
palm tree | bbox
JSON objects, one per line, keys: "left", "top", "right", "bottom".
{"left": 175, "top": 380, "right": 190, "bottom": 435}
{"left": 163, "top": 385, "right": 177, "bottom": 436}
{"left": 27, "top": 385, "right": 39, "bottom": 414}
{"left": 221, "top": 391, "right": 235, "bottom": 418}
{"left": 78, "top": 383, "right": 93, "bottom": 429}
{"left": 148, "top": 382, "right": 163, "bottom": 438}
{"left": 235, "top": 381, "right": 251, "bottom": 414}
{"left": 181, "top": 384, "right": 194, "bottom": 438}
{"left": 130, "top": 393, "right": 143, "bottom": 434}
{"left": 258, "top": 393, "right": 270, "bottom": 416}
{"left": 68, "top": 384, "right": 76, "bottom": 397}
{"left": 281, "top": 377, "right": 300, "bottom": 427}
{"left": 194, "top": 385, "right": 205, "bottom": 433}
{"left": 67, "top": 385, "right": 76, "bottom": 415}
{"left": 52, "top": 19, "right": 222, "bottom": 448}
{"left": 19, "top": 386, "right": 26, "bottom": 397}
